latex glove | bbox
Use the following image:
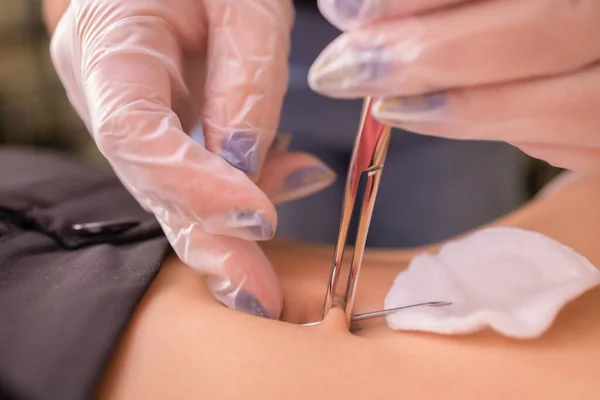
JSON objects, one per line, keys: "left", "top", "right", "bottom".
{"left": 309, "top": 0, "right": 600, "bottom": 173}
{"left": 51, "top": 0, "right": 336, "bottom": 319}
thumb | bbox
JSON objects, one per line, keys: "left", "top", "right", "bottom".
{"left": 159, "top": 214, "right": 282, "bottom": 319}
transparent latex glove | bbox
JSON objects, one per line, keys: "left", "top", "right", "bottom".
{"left": 310, "top": 0, "right": 600, "bottom": 173}
{"left": 51, "top": 0, "right": 336, "bottom": 319}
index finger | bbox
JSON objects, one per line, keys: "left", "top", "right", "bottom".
{"left": 202, "top": 0, "right": 294, "bottom": 178}
{"left": 72, "top": 13, "right": 277, "bottom": 240}
{"left": 318, "top": 0, "right": 475, "bottom": 30}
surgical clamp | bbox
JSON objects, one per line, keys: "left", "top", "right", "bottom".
{"left": 308, "top": 97, "right": 450, "bottom": 330}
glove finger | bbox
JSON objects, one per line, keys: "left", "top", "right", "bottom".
{"left": 258, "top": 151, "right": 337, "bottom": 205}
{"left": 77, "top": 15, "right": 277, "bottom": 241}
{"left": 372, "top": 61, "right": 600, "bottom": 147}
{"left": 202, "top": 0, "right": 294, "bottom": 178}
{"left": 158, "top": 214, "right": 282, "bottom": 319}
{"left": 310, "top": 0, "right": 600, "bottom": 99}
{"left": 317, "top": 0, "right": 469, "bottom": 31}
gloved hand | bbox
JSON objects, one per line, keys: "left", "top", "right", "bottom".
{"left": 50, "top": 0, "right": 336, "bottom": 319}
{"left": 309, "top": 0, "right": 600, "bottom": 172}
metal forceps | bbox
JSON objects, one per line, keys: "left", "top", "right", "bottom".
{"left": 308, "top": 97, "right": 450, "bottom": 329}
{"left": 321, "top": 96, "right": 391, "bottom": 327}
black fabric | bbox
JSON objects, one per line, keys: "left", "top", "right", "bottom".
{"left": 0, "top": 147, "right": 170, "bottom": 400}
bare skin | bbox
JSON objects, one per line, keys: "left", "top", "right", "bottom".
{"left": 43, "top": 4, "right": 600, "bottom": 398}
{"left": 94, "top": 174, "right": 600, "bottom": 399}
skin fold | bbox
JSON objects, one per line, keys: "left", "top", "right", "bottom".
{"left": 96, "top": 174, "right": 600, "bottom": 399}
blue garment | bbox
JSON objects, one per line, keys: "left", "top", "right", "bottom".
{"left": 276, "top": 6, "right": 528, "bottom": 247}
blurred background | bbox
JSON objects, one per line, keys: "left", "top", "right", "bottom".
{"left": 0, "top": 0, "right": 103, "bottom": 163}
{"left": 0, "top": 0, "right": 560, "bottom": 192}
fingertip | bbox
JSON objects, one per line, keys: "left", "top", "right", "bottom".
{"left": 197, "top": 165, "right": 278, "bottom": 242}
{"left": 307, "top": 32, "right": 390, "bottom": 99}
{"left": 203, "top": 125, "right": 275, "bottom": 180}
{"left": 218, "top": 130, "right": 263, "bottom": 177}
{"left": 203, "top": 207, "right": 277, "bottom": 242}
{"left": 259, "top": 151, "right": 336, "bottom": 205}
{"left": 207, "top": 239, "right": 283, "bottom": 320}
{"left": 209, "top": 277, "right": 283, "bottom": 321}
{"left": 318, "top": 0, "right": 368, "bottom": 31}
{"left": 375, "top": 93, "right": 447, "bottom": 119}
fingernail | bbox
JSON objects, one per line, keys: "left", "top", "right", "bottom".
{"left": 235, "top": 291, "right": 270, "bottom": 318}
{"left": 276, "top": 165, "right": 336, "bottom": 203}
{"left": 333, "top": 0, "right": 364, "bottom": 19}
{"left": 286, "top": 166, "right": 335, "bottom": 191}
{"left": 234, "top": 210, "right": 275, "bottom": 240}
{"left": 377, "top": 93, "right": 446, "bottom": 121}
{"left": 221, "top": 130, "right": 260, "bottom": 175}
{"left": 209, "top": 279, "right": 271, "bottom": 319}
{"left": 206, "top": 210, "right": 274, "bottom": 240}
{"left": 309, "top": 41, "right": 388, "bottom": 96}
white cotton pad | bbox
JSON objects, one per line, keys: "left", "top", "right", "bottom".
{"left": 384, "top": 227, "right": 600, "bottom": 339}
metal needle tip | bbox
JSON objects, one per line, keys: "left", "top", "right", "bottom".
{"left": 300, "top": 301, "right": 452, "bottom": 327}
{"left": 350, "top": 301, "right": 453, "bottom": 323}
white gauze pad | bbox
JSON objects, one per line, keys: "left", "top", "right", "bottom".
{"left": 384, "top": 227, "right": 600, "bottom": 339}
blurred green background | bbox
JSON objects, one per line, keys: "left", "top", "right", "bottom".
{"left": 0, "top": 0, "right": 103, "bottom": 163}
